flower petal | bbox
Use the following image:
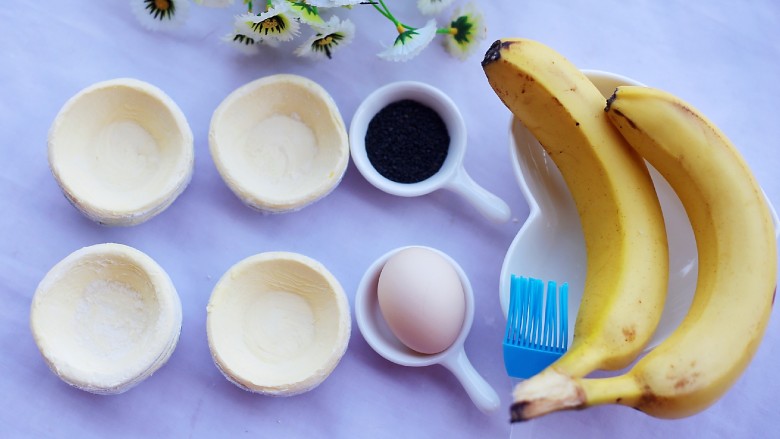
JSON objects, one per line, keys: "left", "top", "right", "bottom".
{"left": 377, "top": 19, "right": 437, "bottom": 62}
{"left": 221, "top": 31, "right": 261, "bottom": 54}
{"left": 237, "top": 3, "right": 301, "bottom": 42}
{"left": 417, "top": 0, "right": 455, "bottom": 16}
{"left": 294, "top": 17, "right": 355, "bottom": 60}
{"left": 131, "top": 0, "right": 190, "bottom": 31}
{"left": 305, "top": 0, "right": 362, "bottom": 7}
{"left": 288, "top": 2, "right": 325, "bottom": 26}
{"left": 443, "top": 2, "right": 486, "bottom": 60}
{"left": 194, "top": 0, "right": 234, "bottom": 7}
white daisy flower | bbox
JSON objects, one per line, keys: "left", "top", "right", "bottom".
{"left": 194, "top": 0, "right": 234, "bottom": 7}
{"left": 227, "top": 24, "right": 282, "bottom": 48}
{"left": 294, "top": 17, "right": 355, "bottom": 60}
{"left": 131, "top": 0, "right": 190, "bottom": 31}
{"left": 288, "top": 2, "right": 325, "bottom": 26}
{"left": 443, "top": 2, "right": 486, "bottom": 60}
{"left": 305, "top": 0, "right": 362, "bottom": 8}
{"left": 236, "top": 2, "right": 300, "bottom": 42}
{"left": 222, "top": 32, "right": 261, "bottom": 54}
{"left": 417, "top": 0, "right": 455, "bottom": 16}
{"left": 377, "top": 19, "right": 437, "bottom": 62}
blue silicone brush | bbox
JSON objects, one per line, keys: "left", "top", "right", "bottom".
{"left": 503, "top": 275, "right": 569, "bottom": 379}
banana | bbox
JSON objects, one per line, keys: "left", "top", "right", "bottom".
{"left": 482, "top": 38, "right": 669, "bottom": 377}
{"left": 510, "top": 86, "right": 778, "bottom": 421}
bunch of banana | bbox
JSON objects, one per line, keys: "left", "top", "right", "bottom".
{"left": 483, "top": 38, "right": 778, "bottom": 421}
{"left": 482, "top": 39, "right": 669, "bottom": 378}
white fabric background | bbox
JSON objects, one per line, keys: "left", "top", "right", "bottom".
{"left": 1, "top": 1, "right": 778, "bottom": 438}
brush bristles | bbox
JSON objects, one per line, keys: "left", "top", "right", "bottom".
{"left": 505, "top": 275, "right": 568, "bottom": 352}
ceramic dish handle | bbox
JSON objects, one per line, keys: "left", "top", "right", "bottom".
{"left": 446, "top": 167, "right": 511, "bottom": 224}
{"left": 440, "top": 347, "right": 500, "bottom": 413}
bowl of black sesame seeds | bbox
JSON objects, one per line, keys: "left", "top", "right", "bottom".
{"left": 349, "top": 81, "right": 510, "bottom": 223}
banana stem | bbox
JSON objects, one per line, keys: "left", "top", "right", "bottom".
{"left": 510, "top": 370, "right": 643, "bottom": 421}
{"left": 510, "top": 370, "right": 585, "bottom": 421}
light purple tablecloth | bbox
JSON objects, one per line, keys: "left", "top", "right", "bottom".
{"left": 2, "top": 1, "right": 778, "bottom": 437}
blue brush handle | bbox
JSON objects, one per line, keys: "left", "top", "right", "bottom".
{"left": 503, "top": 345, "right": 563, "bottom": 379}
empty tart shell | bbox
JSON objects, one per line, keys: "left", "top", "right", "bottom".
{"left": 48, "top": 78, "right": 194, "bottom": 226}
{"left": 209, "top": 74, "right": 349, "bottom": 213}
{"left": 30, "top": 243, "right": 183, "bottom": 394}
{"left": 207, "top": 252, "right": 351, "bottom": 395}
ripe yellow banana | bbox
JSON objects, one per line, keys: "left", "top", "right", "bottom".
{"left": 482, "top": 38, "right": 669, "bottom": 377}
{"left": 511, "top": 86, "right": 778, "bottom": 421}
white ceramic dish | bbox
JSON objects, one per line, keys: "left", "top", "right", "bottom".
{"left": 209, "top": 74, "right": 349, "bottom": 213}
{"left": 48, "top": 78, "right": 194, "bottom": 226}
{"left": 499, "top": 70, "right": 780, "bottom": 350}
{"left": 349, "top": 81, "right": 511, "bottom": 224}
{"left": 30, "top": 243, "right": 183, "bottom": 394}
{"left": 206, "top": 252, "right": 350, "bottom": 396}
{"left": 355, "top": 245, "right": 500, "bottom": 413}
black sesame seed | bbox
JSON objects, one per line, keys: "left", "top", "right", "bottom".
{"left": 365, "top": 99, "right": 450, "bottom": 184}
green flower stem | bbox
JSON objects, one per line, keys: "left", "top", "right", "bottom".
{"left": 370, "top": 1, "right": 396, "bottom": 25}
{"left": 370, "top": 0, "right": 422, "bottom": 34}
{"left": 377, "top": 0, "right": 393, "bottom": 16}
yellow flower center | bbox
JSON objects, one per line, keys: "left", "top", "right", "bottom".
{"left": 317, "top": 36, "right": 334, "bottom": 46}
{"left": 263, "top": 18, "right": 279, "bottom": 30}
{"left": 154, "top": 0, "right": 171, "bottom": 11}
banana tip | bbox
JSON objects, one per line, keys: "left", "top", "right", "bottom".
{"left": 509, "top": 370, "right": 586, "bottom": 422}
{"left": 482, "top": 39, "right": 514, "bottom": 67}
{"left": 605, "top": 88, "right": 618, "bottom": 112}
{"left": 509, "top": 402, "right": 533, "bottom": 423}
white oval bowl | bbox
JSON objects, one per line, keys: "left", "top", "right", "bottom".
{"left": 30, "top": 243, "right": 182, "bottom": 394}
{"left": 349, "top": 81, "right": 511, "bottom": 223}
{"left": 349, "top": 81, "right": 467, "bottom": 197}
{"left": 355, "top": 245, "right": 475, "bottom": 367}
{"left": 500, "top": 70, "right": 780, "bottom": 351}
{"left": 207, "top": 251, "right": 351, "bottom": 396}
{"left": 209, "top": 74, "right": 349, "bottom": 213}
{"left": 48, "top": 78, "right": 194, "bottom": 226}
